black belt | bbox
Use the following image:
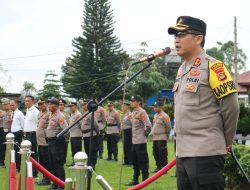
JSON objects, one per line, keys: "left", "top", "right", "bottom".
{"left": 82, "top": 128, "right": 97, "bottom": 134}
{"left": 24, "top": 131, "right": 36, "bottom": 135}
{"left": 13, "top": 130, "right": 22, "bottom": 134}
{"left": 98, "top": 120, "right": 102, "bottom": 123}
{"left": 47, "top": 137, "right": 57, "bottom": 142}
{"left": 107, "top": 124, "right": 118, "bottom": 127}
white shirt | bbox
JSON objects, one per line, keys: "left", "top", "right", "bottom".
{"left": 11, "top": 108, "right": 25, "bottom": 133}
{"left": 24, "top": 105, "right": 39, "bottom": 132}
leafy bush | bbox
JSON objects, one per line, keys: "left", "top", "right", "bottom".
{"left": 237, "top": 103, "right": 250, "bottom": 136}
{"left": 224, "top": 144, "right": 250, "bottom": 190}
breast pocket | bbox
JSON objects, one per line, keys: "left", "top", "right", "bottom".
{"left": 182, "top": 88, "right": 200, "bottom": 106}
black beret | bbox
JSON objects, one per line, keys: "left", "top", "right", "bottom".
{"left": 154, "top": 99, "right": 164, "bottom": 106}
{"left": 130, "top": 95, "right": 141, "bottom": 102}
{"left": 48, "top": 98, "right": 59, "bottom": 105}
{"left": 59, "top": 98, "right": 67, "bottom": 104}
{"left": 69, "top": 101, "right": 77, "bottom": 106}
{"left": 37, "top": 98, "right": 46, "bottom": 103}
{"left": 107, "top": 101, "right": 114, "bottom": 106}
{"left": 123, "top": 100, "right": 131, "bottom": 106}
{"left": 168, "top": 16, "right": 206, "bottom": 36}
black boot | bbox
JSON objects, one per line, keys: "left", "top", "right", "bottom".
{"left": 125, "top": 179, "right": 139, "bottom": 186}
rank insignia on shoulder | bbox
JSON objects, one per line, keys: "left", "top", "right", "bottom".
{"left": 209, "top": 60, "right": 237, "bottom": 99}
{"left": 192, "top": 58, "right": 201, "bottom": 67}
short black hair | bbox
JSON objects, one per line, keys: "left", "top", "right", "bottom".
{"left": 25, "top": 95, "right": 35, "bottom": 101}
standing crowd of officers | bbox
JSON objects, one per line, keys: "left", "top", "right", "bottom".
{"left": 0, "top": 94, "right": 172, "bottom": 189}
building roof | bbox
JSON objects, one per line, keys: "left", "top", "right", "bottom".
{"left": 238, "top": 70, "right": 250, "bottom": 86}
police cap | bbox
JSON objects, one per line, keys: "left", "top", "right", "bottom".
{"left": 168, "top": 16, "right": 206, "bottom": 36}
{"left": 48, "top": 98, "right": 59, "bottom": 105}
{"left": 130, "top": 95, "right": 141, "bottom": 102}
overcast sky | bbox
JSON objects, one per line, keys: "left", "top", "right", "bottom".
{"left": 0, "top": 0, "right": 250, "bottom": 93}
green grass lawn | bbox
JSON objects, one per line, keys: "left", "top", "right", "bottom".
{"left": 0, "top": 140, "right": 177, "bottom": 190}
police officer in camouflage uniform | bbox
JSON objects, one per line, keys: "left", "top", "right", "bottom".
{"left": 168, "top": 16, "right": 239, "bottom": 190}
{"left": 105, "top": 102, "right": 120, "bottom": 161}
{"left": 121, "top": 100, "right": 132, "bottom": 166}
{"left": 81, "top": 99, "right": 99, "bottom": 169}
{"left": 127, "top": 95, "right": 151, "bottom": 186}
{"left": 68, "top": 101, "right": 82, "bottom": 166}
{"left": 36, "top": 98, "right": 50, "bottom": 186}
{"left": 152, "top": 99, "right": 171, "bottom": 173}
{"left": 46, "top": 98, "right": 68, "bottom": 190}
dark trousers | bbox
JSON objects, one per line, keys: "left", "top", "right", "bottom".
{"left": 83, "top": 136, "right": 98, "bottom": 167}
{"left": 107, "top": 133, "right": 119, "bottom": 159}
{"left": 176, "top": 156, "right": 225, "bottom": 190}
{"left": 13, "top": 130, "right": 23, "bottom": 170}
{"left": 123, "top": 128, "right": 132, "bottom": 164}
{"left": 70, "top": 137, "right": 82, "bottom": 159}
{"left": 153, "top": 140, "right": 168, "bottom": 169}
{"left": 0, "top": 129, "right": 6, "bottom": 164}
{"left": 48, "top": 137, "right": 65, "bottom": 184}
{"left": 24, "top": 132, "right": 38, "bottom": 176}
{"left": 98, "top": 129, "right": 104, "bottom": 155}
{"left": 64, "top": 141, "right": 69, "bottom": 164}
{"left": 38, "top": 145, "right": 50, "bottom": 179}
{"left": 132, "top": 143, "right": 149, "bottom": 181}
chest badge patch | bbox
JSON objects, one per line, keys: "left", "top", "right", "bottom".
{"left": 190, "top": 69, "right": 201, "bottom": 76}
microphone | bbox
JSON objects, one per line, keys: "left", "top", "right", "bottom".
{"left": 132, "top": 47, "right": 171, "bottom": 65}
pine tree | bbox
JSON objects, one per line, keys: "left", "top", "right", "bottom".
{"left": 62, "top": 0, "right": 128, "bottom": 99}
{"left": 38, "top": 70, "right": 61, "bottom": 98}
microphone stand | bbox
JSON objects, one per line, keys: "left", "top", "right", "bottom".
{"left": 87, "top": 100, "right": 98, "bottom": 190}
{"left": 56, "top": 60, "right": 154, "bottom": 138}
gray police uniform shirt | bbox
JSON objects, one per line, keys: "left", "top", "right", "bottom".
{"left": 121, "top": 111, "right": 132, "bottom": 131}
{"left": 152, "top": 111, "right": 171, "bottom": 141}
{"left": 95, "top": 106, "right": 106, "bottom": 131}
{"left": 0, "top": 110, "right": 4, "bottom": 128}
{"left": 3, "top": 111, "right": 13, "bottom": 133}
{"left": 106, "top": 110, "right": 121, "bottom": 134}
{"left": 81, "top": 113, "right": 99, "bottom": 138}
{"left": 173, "top": 50, "right": 239, "bottom": 158}
{"left": 36, "top": 110, "right": 49, "bottom": 146}
{"left": 69, "top": 110, "right": 82, "bottom": 138}
{"left": 131, "top": 107, "right": 152, "bottom": 144}
{"left": 46, "top": 110, "right": 69, "bottom": 138}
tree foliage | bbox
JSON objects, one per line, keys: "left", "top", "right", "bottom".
{"left": 206, "top": 41, "right": 247, "bottom": 74}
{"left": 125, "top": 42, "right": 168, "bottom": 106}
{"left": 38, "top": 70, "right": 61, "bottom": 98}
{"left": 61, "top": 0, "right": 128, "bottom": 99}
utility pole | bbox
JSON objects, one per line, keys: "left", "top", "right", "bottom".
{"left": 234, "top": 16, "right": 238, "bottom": 87}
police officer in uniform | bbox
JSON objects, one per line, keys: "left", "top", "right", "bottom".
{"left": 47, "top": 98, "right": 68, "bottom": 190}
{"left": 95, "top": 99, "right": 106, "bottom": 159}
{"left": 81, "top": 99, "right": 99, "bottom": 169}
{"left": 121, "top": 100, "right": 132, "bottom": 166}
{"left": 106, "top": 102, "right": 120, "bottom": 161}
{"left": 68, "top": 101, "right": 82, "bottom": 166}
{"left": 58, "top": 98, "right": 70, "bottom": 164}
{"left": 127, "top": 95, "right": 151, "bottom": 185}
{"left": 36, "top": 98, "right": 50, "bottom": 186}
{"left": 152, "top": 99, "right": 171, "bottom": 173}
{"left": 0, "top": 98, "right": 13, "bottom": 167}
{"left": 168, "top": 16, "right": 239, "bottom": 190}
